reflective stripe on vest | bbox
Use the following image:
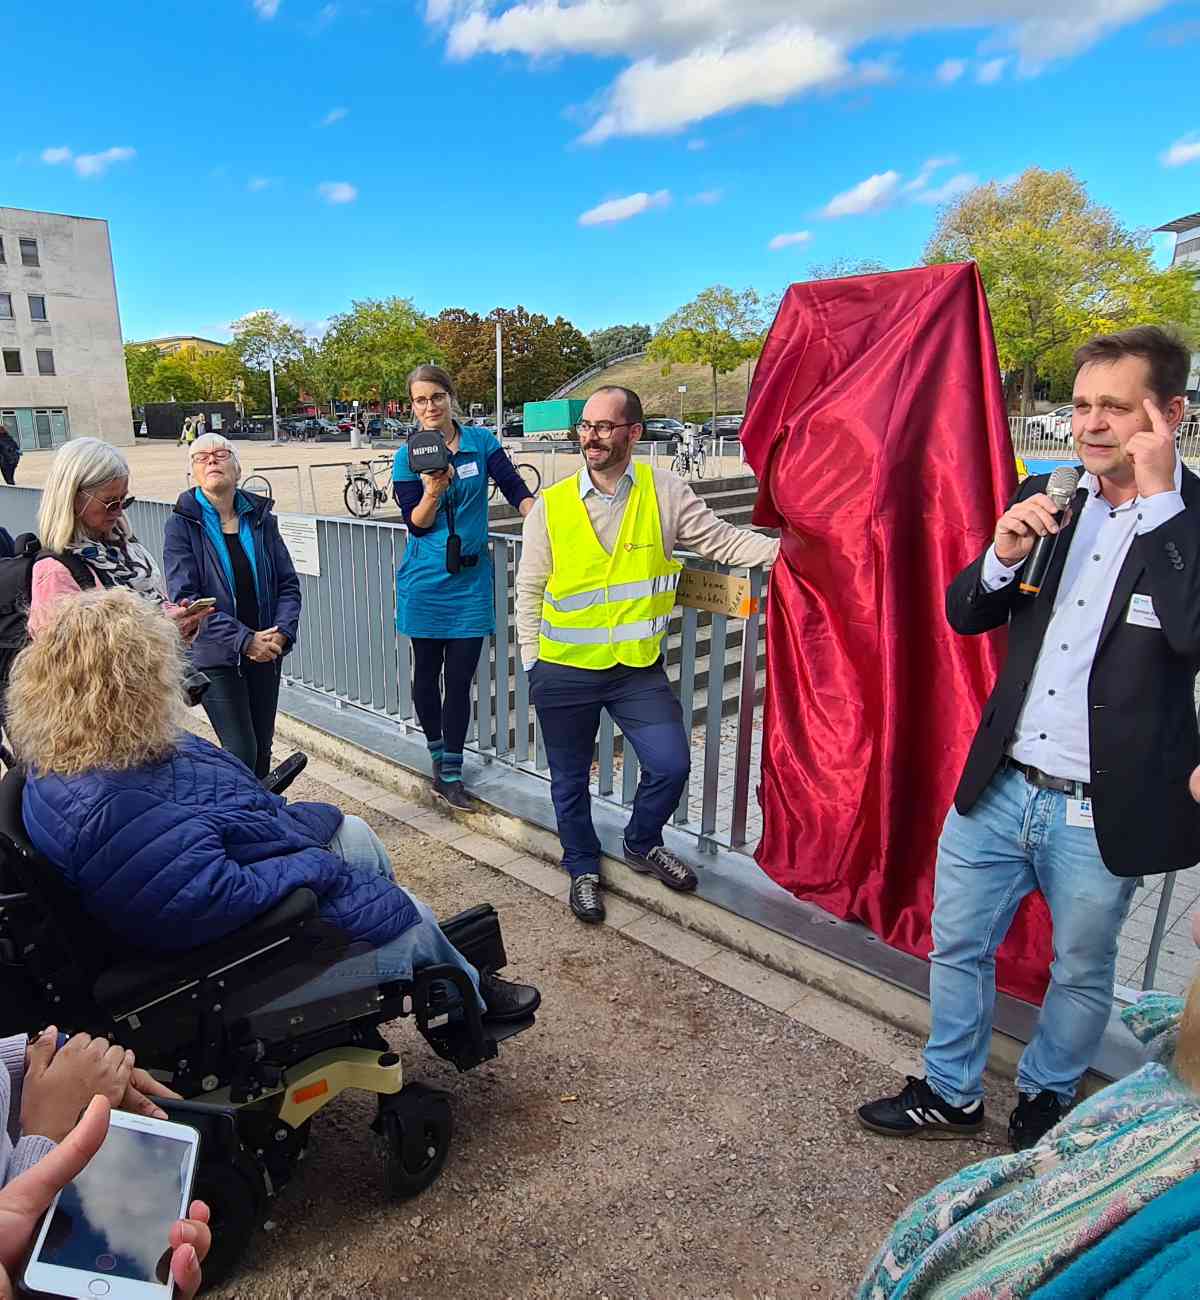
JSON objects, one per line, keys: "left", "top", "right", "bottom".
{"left": 539, "top": 463, "right": 682, "bottom": 670}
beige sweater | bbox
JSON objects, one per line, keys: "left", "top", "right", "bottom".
{"left": 516, "top": 465, "right": 780, "bottom": 667}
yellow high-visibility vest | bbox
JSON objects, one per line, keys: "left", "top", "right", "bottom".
{"left": 539, "top": 462, "right": 682, "bottom": 670}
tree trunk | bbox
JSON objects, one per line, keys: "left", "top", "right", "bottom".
{"left": 1021, "top": 363, "right": 1035, "bottom": 416}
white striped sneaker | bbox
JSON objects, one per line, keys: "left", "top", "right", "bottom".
{"left": 857, "top": 1076, "right": 985, "bottom": 1139}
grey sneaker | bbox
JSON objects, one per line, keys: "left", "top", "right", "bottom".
{"left": 432, "top": 777, "right": 473, "bottom": 811}
{"left": 623, "top": 841, "right": 698, "bottom": 892}
{"left": 569, "top": 873, "right": 605, "bottom": 924}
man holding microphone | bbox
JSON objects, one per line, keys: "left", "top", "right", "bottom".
{"left": 859, "top": 326, "right": 1200, "bottom": 1151}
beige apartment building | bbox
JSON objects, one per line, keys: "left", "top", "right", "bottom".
{"left": 0, "top": 206, "right": 132, "bottom": 449}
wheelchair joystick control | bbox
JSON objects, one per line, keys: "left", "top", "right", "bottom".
{"left": 378, "top": 1052, "right": 399, "bottom": 1067}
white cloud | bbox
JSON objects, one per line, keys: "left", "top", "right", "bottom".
{"left": 253, "top": 0, "right": 280, "bottom": 17}
{"left": 689, "top": 188, "right": 724, "bottom": 205}
{"left": 320, "top": 106, "right": 349, "bottom": 127}
{"left": 768, "top": 231, "right": 812, "bottom": 250}
{"left": 428, "top": 0, "right": 1171, "bottom": 141}
{"left": 1162, "top": 134, "right": 1200, "bottom": 167}
{"left": 823, "top": 169, "right": 901, "bottom": 217}
{"left": 318, "top": 180, "right": 359, "bottom": 204}
{"left": 686, "top": 138, "right": 707, "bottom": 151}
{"left": 247, "top": 176, "right": 274, "bottom": 191}
{"left": 45, "top": 146, "right": 136, "bottom": 178}
{"left": 580, "top": 26, "right": 847, "bottom": 143}
{"left": 912, "top": 171, "right": 978, "bottom": 204}
{"left": 902, "top": 155, "right": 957, "bottom": 193}
{"left": 976, "top": 56, "right": 1008, "bottom": 83}
{"left": 936, "top": 58, "right": 966, "bottom": 83}
{"left": 316, "top": 3, "right": 337, "bottom": 25}
{"left": 578, "top": 189, "right": 670, "bottom": 226}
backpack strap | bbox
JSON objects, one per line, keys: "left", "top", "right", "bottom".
{"left": 35, "top": 549, "right": 115, "bottom": 591}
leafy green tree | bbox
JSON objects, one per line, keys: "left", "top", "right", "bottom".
{"left": 486, "top": 306, "right": 593, "bottom": 407}
{"left": 182, "top": 346, "right": 244, "bottom": 402}
{"left": 427, "top": 308, "right": 494, "bottom": 409}
{"left": 123, "top": 343, "right": 160, "bottom": 408}
{"left": 587, "top": 323, "right": 651, "bottom": 359}
{"left": 925, "top": 168, "right": 1199, "bottom": 412}
{"left": 145, "top": 354, "right": 203, "bottom": 404}
{"left": 292, "top": 339, "right": 348, "bottom": 417}
{"left": 231, "top": 310, "right": 308, "bottom": 430}
{"left": 648, "top": 286, "right": 764, "bottom": 429}
{"left": 323, "top": 298, "right": 440, "bottom": 415}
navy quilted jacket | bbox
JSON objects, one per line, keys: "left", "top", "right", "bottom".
{"left": 21, "top": 733, "right": 420, "bottom": 952}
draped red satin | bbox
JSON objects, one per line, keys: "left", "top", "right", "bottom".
{"left": 741, "top": 262, "right": 1053, "bottom": 1005}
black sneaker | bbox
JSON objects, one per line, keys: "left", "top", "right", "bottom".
{"left": 479, "top": 972, "right": 541, "bottom": 1022}
{"left": 622, "top": 841, "right": 698, "bottom": 892}
{"left": 569, "top": 873, "right": 605, "bottom": 924}
{"left": 1008, "top": 1089, "right": 1063, "bottom": 1151}
{"left": 857, "top": 1076, "right": 985, "bottom": 1139}
{"left": 432, "top": 777, "right": 473, "bottom": 811}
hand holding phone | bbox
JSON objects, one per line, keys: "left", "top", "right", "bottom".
{"left": 184, "top": 598, "right": 217, "bottom": 612}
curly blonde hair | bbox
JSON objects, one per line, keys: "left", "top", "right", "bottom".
{"left": 6, "top": 588, "right": 185, "bottom": 776}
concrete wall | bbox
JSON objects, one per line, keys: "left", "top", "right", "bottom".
{"left": 0, "top": 206, "right": 133, "bottom": 446}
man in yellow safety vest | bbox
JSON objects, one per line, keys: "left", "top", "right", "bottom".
{"left": 515, "top": 386, "right": 780, "bottom": 924}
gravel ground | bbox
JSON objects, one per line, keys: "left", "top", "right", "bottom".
{"left": 205, "top": 771, "right": 1001, "bottom": 1300}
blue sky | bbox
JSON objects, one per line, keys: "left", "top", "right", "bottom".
{"left": 5, "top": 1, "right": 1198, "bottom": 343}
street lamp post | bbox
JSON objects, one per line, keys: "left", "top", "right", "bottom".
{"left": 678, "top": 383, "right": 687, "bottom": 424}
{"left": 268, "top": 353, "right": 279, "bottom": 443}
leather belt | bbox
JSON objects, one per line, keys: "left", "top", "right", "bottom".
{"left": 1004, "top": 758, "right": 1091, "bottom": 800}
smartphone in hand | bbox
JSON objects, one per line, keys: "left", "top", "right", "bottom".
{"left": 23, "top": 1110, "right": 201, "bottom": 1299}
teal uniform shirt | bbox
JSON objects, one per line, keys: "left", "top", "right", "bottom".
{"left": 392, "top": 424, "right": 500, "bottom": 639}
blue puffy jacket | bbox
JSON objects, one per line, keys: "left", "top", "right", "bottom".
{"left": 162, "top": 489, "right": 302, "bottom": 671}
{"left": 21, "top": 733, "right": 420, "bottom": 952}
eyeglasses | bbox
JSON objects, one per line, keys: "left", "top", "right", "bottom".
{"left": 191, "top": 450, "right": 233, "bottom": 464}
{"left": 575, "top": 420, "right": 638, "bottom": 437}
{"left": 82, "top": 491, "right": 134, "bottom": 513}
{"left": 412, "top": 393, "right": 449, "bottom": 409}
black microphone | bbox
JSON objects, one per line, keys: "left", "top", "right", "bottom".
{"left": 1018, "top": 465, "right": 1080, "bottom": 597}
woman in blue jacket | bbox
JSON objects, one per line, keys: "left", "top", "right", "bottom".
{"left": 163, "top": 433, "right": 302, "bottom": 777}
{"left": 4, "top": 586, "right": 538, "bottom": 1022}
{"left": 393, "top": 366, "right": 535, "bottom": 809}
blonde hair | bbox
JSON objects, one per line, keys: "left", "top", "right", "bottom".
{"left": 6, "top": 587, "right": 185, "bottom": 776}
{"left": 37, "top": 438, "right": 131, "bottom": 552}
{"left": 189, "top": 432, "right": 241, "bottom": 477}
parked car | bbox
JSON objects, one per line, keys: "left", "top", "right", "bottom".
{"left": 642, "top": 417, "right": 687, "bottom": 444}
{"left": 1026, "top": 404, "right": 1073, "bottom": 443}
{"left": 503, "top": 420, "right": 524, "bottom": 438}
{"left": 699, "top": 414, "right": 744, "bottom": 439}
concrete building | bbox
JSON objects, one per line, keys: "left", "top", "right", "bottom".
{"left": 134, "top": 334, "right": 228, "bottom": 357}
{"left": 0, "top": 206, "right": 132, "bottom": 449}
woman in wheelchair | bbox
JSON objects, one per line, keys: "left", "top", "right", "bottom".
{"left": 3, "top": 586, "right": 540, "bottom": 1026}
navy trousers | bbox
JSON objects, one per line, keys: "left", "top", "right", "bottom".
{"left": 529, "top": 659, "right": 691, "bottom": 878}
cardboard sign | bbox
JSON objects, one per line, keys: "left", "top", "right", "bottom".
{"left": 676, "top": 568, "right": 758, "bottom": 619}
{"left": 276, "top": 513, "right": 321, "bottom": 577}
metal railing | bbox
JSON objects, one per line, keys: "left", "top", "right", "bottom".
{"left": 1010, "top": 417, "right": 1200, "bottom": 466}
{"left": 545, "top": 347, "right": 648, "bottom": 401}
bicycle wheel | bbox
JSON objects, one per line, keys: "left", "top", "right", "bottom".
{"left": 488, "top": 480, "right": 499, "bottom": 502}
{"left": 344, "top": 474, "right": 377, "bottom": 518}
{"left": 670, "top": 452, "right": 687, "bottom": 477}
{"left": 242, "top": 473, "right": 273, "bottom": 498}
{"left": 695, "top": 448, "right": 707, "bottom": 479}
{"left": 517, "top": 462, "right": 541, "bottom": 496}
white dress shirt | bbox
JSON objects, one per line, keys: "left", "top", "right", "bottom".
{"left": 980, "top": 460, "right": 1185, "bottom": 782}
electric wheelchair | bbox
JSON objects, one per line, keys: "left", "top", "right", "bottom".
{"left": 0, "top": 753, "right": 538, "bottom": 1286}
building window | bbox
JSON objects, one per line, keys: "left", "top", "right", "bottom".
{"left": 2, "top": 351, "right": 21, "bottom": 376}
{"left": 19, "top": 238, "right": 39, "bottom": 267}
{"left": 0, "top": 294, "right": 11, "bottom": 320}
{"left": 36, "top": 349, "right": 55, "bottom": 376}
{"left": 28, "top": 295, "right": 47, "bottom": 322}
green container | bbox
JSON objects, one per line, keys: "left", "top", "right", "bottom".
{"left": 523, "top": 399, "right": 585, "bottom": 435}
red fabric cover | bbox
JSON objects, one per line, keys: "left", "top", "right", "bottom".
{"left": 741, "top": 262, "right": 1052, "bottom": 1004}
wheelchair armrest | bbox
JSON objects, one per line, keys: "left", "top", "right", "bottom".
{"left": 94, "top": 888, "right": 331, "bottom": 1014}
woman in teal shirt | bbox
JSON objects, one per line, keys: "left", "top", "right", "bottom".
{"left": 392, "top": 365, "right": 535, "bottom": 807}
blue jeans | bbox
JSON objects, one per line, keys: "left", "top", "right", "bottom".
{"left": 923, "top": 766, "right": 1136, "bottom": 1107}
{"left": 530, "top": 660, "right": 691, "bottom": 878}
{"left": 260, "top": 814, "right": 485, "bottom": 1012}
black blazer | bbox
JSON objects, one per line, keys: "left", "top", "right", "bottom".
{"left": 949, "top": 467, "right": 1200, "bottom": 877}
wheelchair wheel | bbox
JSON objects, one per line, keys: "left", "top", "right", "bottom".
{"left": 191, "top": 1156, "right": 266, "bottom": 1288}
{"left": 380, "top": 1083, "right": 452, "bottom": 1199}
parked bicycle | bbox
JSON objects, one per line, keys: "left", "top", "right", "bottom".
{"left": 344, "top": 457, "right": 393, "bottom": 518}
{"left": 488, "top": 454, "right": 541, "bottom": 502}
{"left": 671, "top": 437, "right": 707, "bottom": 481}
{"left": 241, "top": 472, "right": 273, "bottom": 499}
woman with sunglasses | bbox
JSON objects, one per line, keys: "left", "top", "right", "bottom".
{"left": 162, "top": 433, "right": 302, "bottom": 777}
{"left": 28, "top": 437, "right": 211, "bottom": 641}
{"left": 392, "top": 365, "right": 536, "bottom": 808}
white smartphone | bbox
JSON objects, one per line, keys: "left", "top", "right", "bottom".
{"left": 23, "top": 1110, "right": 201, "bottom": 1300}
{"left": 185, "top": 597, "right": 217, "bottom": 611}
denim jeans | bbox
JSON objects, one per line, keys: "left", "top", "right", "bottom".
{"left": 259, "top": 814, "right": 485, "bottom": 1012}
{"left": 530, "top": 660, "right": 691, "bottom": 878}
{"left": 923, "top": 765, "right": 1136, "bottom": 1107}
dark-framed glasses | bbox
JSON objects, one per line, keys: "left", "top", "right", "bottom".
{"left": 575, "top": 420, "right": 636, "bottom": 437}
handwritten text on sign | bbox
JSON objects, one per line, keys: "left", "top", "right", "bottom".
{"left": 276, "top": 514, "right": 321, "bottom": 577}
{"left": 676, "top": 568, "right": 758, "bottom": 619}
